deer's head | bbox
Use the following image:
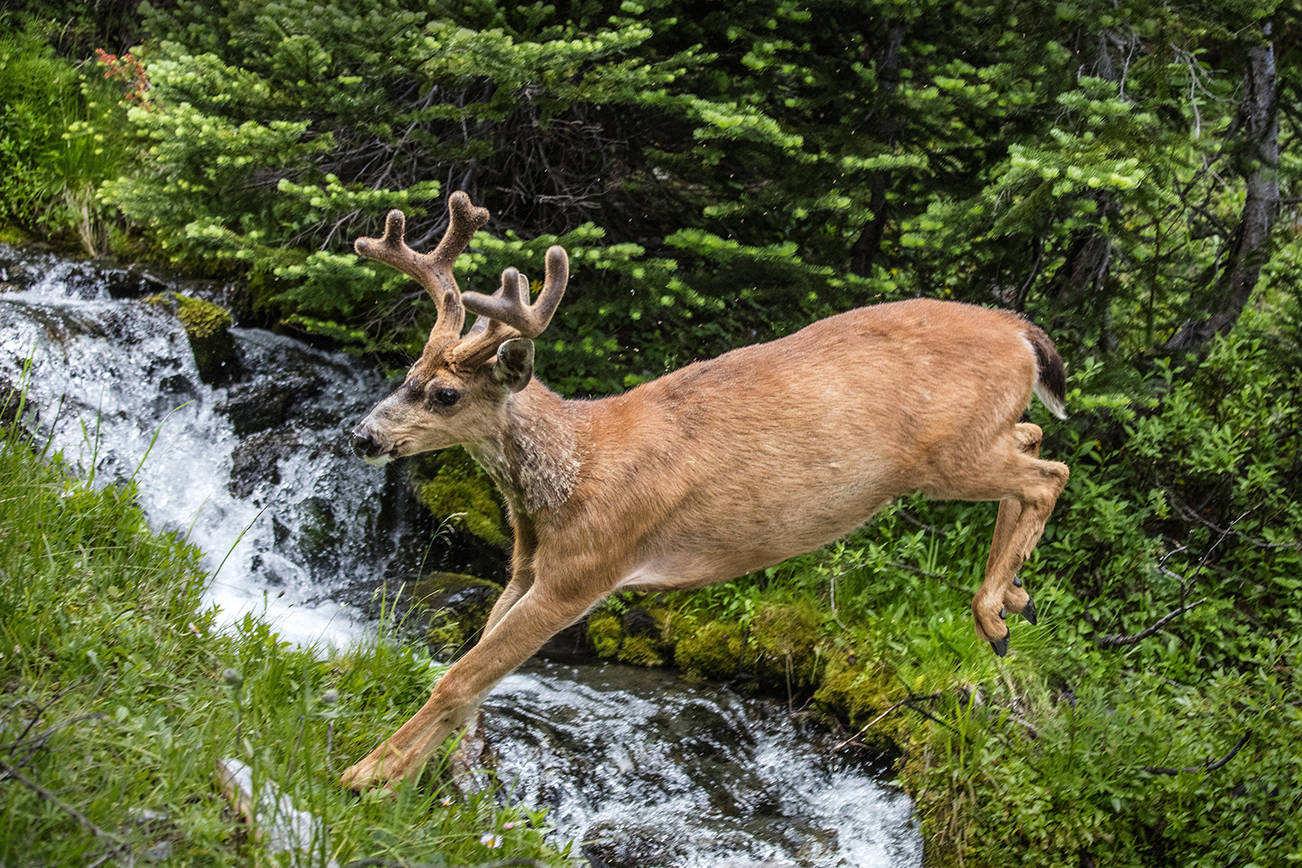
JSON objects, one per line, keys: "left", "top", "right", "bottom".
{"left": 349, "top": 192, "right": 568, "bottom": 465}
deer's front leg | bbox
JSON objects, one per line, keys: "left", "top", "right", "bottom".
{"left": 341, "top": 584, "right": 593, "bottom": 790}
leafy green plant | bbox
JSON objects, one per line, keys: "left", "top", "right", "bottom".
{"left": 0, "top": 18, "right": 128, "bottom": 253}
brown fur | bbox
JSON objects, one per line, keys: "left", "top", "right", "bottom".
{"left": 340, "top": 196, "right": 1070, "bottom": 790}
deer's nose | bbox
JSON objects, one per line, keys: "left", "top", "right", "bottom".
{"left": 350, "top": 426, "right": 384, "bottom": 460}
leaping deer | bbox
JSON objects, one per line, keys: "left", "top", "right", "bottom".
{"left": 343, "top": 191, "right": 1069, "bottom": 789}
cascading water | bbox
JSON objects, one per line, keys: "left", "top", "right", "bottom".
{"left": 489, "top": 662, "right": 922, "bottom": 867}
{"left": 0, "top": 244, "right": 413, "bottom": 645}
{"left": 0, "top": 245, "right": 922, "bottom": 867}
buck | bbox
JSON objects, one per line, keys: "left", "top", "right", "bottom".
{"left": 343, "top": 191, "right": 1070, "bottom": 789}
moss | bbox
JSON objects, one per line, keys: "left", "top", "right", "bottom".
{"left": 751, "top": 601, "right": 824, "bottom": 690}
{"left": 583, "top": 601, "right": 674, "bottom": 667}
{"left": 173, "top": 293, "right": 233, "bottom": 339}
{"left": 813, "top": 648, "right": 902, "bottom": 750}
{"left": 587, "top": 610, "right": 622, "bottom": 658}
{"left": 143, "top": 292, "right": 238, "bottom": 383}
{"left": 617, "top": 634, "right": 665, "bottom": 667}
{"left": 409, "top": 571, "right": 502, "bottom": 658}
{"left": 0, "top": 223, "right": 28, "bottom": 245}
{"left": 674, "top": 619, "right": 746, "bottom": 682}
{"left": 413, "top": 448, "right": 507, "bottom": 547}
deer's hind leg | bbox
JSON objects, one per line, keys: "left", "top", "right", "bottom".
{"left": 985, "top": 423, "right": 1046, "bottom": 629}
{"left": 955, "top": 422, "right": 1068, "bottom": 656}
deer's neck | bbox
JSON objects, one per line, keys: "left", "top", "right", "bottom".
{"left": 468, "top": 381, "right": 583, "bottom": 516}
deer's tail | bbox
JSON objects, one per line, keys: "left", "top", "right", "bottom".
{"left": 1024, "top": 322, "right": 1067, "bottom": 419}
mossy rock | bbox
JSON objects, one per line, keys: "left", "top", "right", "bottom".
{"left": 409, "top": 571, "right": 503, "bottom": 658}
{"left": 751, "top": 601, "right": 825, "bottom": 691}
{"left": 585, "top": 603, "right": 673, "bottom": 667}
{"left": 294, "top": 496, "right": 336, "bottom": 560}
{"left": 617, "top": 634, "right": 665, "bottom": 667}
{"left": 144, "top": 291, "right": 239, "bottom": 384}
{"left": 813, "top": 649, "right": 901, "bottom": 752}
{"left": 412, "top": 448, "right": 508, "bottom": 547}
{"left": 587, "top": 610, "right": 622, "bottom": 658}
{"left": 174, "top": 293, "right": 233, "bottom": 338}
{"left": 0, "top": 224, "right": 28, "bottom": 246}
{"left": 674, "top": 619, "right": 747, "bottom": 682}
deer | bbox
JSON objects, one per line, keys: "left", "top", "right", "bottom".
{"left": 342, "top": 190, "right": 1070, "bottom": 790}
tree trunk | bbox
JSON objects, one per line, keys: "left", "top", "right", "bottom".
{"left": 1050, "top": 195, "right": 1116, "bottom": 349}
{"left": 850, "top": 25, "right": 905, "bottom": 276}
{"left": 1046, "top": 29, "right": 1132, "bottom": 350}
{"left": 1164, "top": 27, "right": 1280, "bottom": 353}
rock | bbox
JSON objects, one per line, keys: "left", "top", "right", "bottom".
{"left": 408, "top": 571, "right": 503, "bottom": 657}
{"left": 143, "top": 292, "right": 242, "bottom": 385}
{"left": 622, "top": 606, "right": 661, "bottom": 638}
{"left": 98, "top": 264, "right": 171, "bottom": 300}
{"left": 540, "top": 619, "right": 599, "bottom": 661}
{"left": 581, "top": 820, "right": 693, "bottom": 868}
{"left": 228, "top": 429, "right": 286, "bottom": 498}
{"left": 173, "top": 294, "right": 240, "bottom": 385}
{"left": 218, "top": 375, "right": 321, "bottom": 437}
{"left": 412, "top": 571, "right": 502, "bottom": 617}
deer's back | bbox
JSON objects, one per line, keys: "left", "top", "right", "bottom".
{"left": 564, "top": 298, "right": 1040, "bottom": 583}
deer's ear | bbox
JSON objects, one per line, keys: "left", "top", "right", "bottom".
{"left": 493, "top": 338, "right": 534, "bottom": 392}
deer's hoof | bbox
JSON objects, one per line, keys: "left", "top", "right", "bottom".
{"left": 1013, "top": 575, "right": 1023, "bottom": 588}
{"left": 341, "top": 761, "right": 379, "bottom": 792}
{"left": 1022, "top": 595, "right": 1038, "bottom": 625}
{"left": 989, "top": 632, "right": 1010, "bottom": 657}
{"left": 341, "top": 749, "right": 406, "bottom": 792}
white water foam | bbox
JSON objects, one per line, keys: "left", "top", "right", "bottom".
{"left": 1, "top": 259, "right": 375, "bottom": 649}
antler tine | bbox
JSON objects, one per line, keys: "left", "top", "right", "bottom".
{"left": 461, "top": 245, "right": 569, "bottom": 339}
{"left": 354, "top": 192, "right": 490, "bottom": 345}
{"left": 465, "top": 267, "right": 525, "bottom": 337}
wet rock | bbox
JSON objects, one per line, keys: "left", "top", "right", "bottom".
{"left": 0, "top": 243, "right": 101, "bottom": 298}
{"left": 409, "top": 571, "right": 502, "bottom": 656}
{"left": 581, "top": 820, "right": 692, "bottom": 868}
{"left": 99, "top": 264, "right": 171, "bottom": 300}
{"left": 228, "top": 429, "right": 287, "bottom": 498}
{"left": 219, "top": 375, "right": 321, "bottom": 437}
{"left": 143, "top": 293, "right": 242, "bottom": 385}
{"left": 175, "top": 295, "right": 240, "bottom": 385}
{"left": 295, "top": 496, "right": 339, "bottom": 560}
{"left": 539, "top": 619, "right": 598, "bottom": 662}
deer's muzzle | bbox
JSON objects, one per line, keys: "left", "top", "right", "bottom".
{"left": 350, "top": 424, "right": 393, "bottom": 465}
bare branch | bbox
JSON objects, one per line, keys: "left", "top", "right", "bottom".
{"left": 0, "top": 759, "right": 128, "bottom": 857}
{"left": 832, "top": 692, "right": 945, "bottom": 752}
{"left": 1145, "top": 730, "right": 1251, "bottom": 776}
{"left": 1096, "top": 597, "right": 1207, "bottom": 647}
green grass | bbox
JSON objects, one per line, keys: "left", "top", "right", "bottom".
{"left": 0, "top": 400, "right": 571, "bottom": 865}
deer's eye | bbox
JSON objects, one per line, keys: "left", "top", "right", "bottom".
{"left": 431, "top": 388, "right": 460, "bottom": 407}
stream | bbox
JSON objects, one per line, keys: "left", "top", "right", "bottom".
{"left": 0, "top": 244, "right": 922, "bottom": 867}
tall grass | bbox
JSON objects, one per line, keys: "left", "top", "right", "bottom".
{"left": 0, "top": 393, "right": 570, "bottom": 865}
{"left": 0, "top": 17, "right": 127, "bottom": 254}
